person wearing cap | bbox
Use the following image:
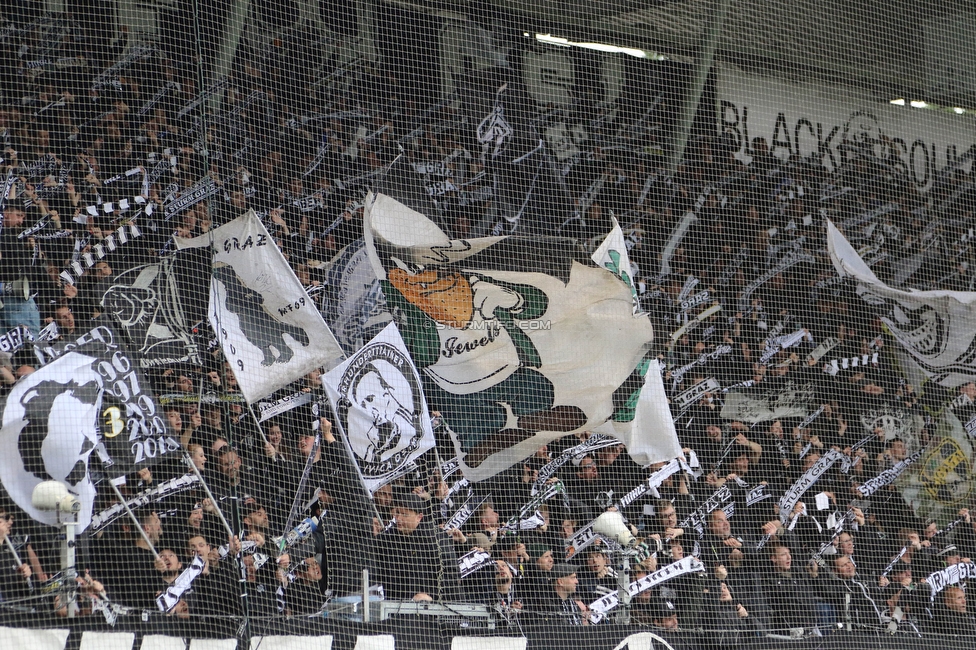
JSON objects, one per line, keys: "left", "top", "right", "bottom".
{"left": 877, "top": 558, "right": 928, "bottom": 623}
{"left": 375, "top": 493, "right": 460, "bottom": 602}
{"left": 700, "top": 579, "right": 757, "bottom": 637}
{"left": 938, "top": 544, "right": 972, "bottom": 567}
{"left": 528, "top": 545, "right": 554, "bottom": 575}
{"left": 530, "top": 563, "right": 590, "bottom": 625}
{"left": 522, "top": 544, "right": 554, "bottom": 607}
{"left": 651, "top": 598, "right": 679, "bottom": 630}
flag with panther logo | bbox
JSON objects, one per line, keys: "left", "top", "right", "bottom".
{"left": 177, "top": 210, "right": 345, "bottom": 402}
{"left": 0, "top": 328, "right": 178, "bottom": 531}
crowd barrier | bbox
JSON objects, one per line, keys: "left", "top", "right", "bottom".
{"left": 3, "top": 616, "right": 976, "bottom": 650}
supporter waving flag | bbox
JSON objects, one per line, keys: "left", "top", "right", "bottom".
{"left": 364, "top": 191, "right": 678, "bottom": 480}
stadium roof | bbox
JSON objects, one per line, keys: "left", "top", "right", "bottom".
{"left": 388, "top": 0, "right": 976, "bottom": 109}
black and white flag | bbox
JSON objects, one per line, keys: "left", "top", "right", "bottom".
{"left": 0, "top": 352, "right": 102, "bottom": 531}
{"left": 99, "top": 252, "right": 206, "bottom": 368}
{"left": 177, "top": 210, "right": 345, "bottom": 402}
{"left": 0, "top": 327, "right": 177, "bottom": 531}
{"left": 323, "top": 239, "right": 392, "bottom": 355}
{"left": 476, "top": 100, "right": 513, "bottom": 161}
{"left": 324, "top": 322, "right": 435, "bottom": 493}
{"left": 828, "top": 220, "right": 976, "bottom": 388}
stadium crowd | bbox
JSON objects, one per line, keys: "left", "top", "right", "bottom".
{"left": 1, "top": 7, "right": 976, "bottom": 640}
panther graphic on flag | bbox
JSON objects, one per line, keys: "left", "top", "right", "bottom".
{"left": 213, "top": 266, "right": 310, "bottom": 366}
{"left": 18, "top": 379, "right": 101, "bottom": 486}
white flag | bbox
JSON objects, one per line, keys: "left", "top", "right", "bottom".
{"left": 177, "top": 210, "right": 344, "bottom": 402}
{"left": 827, "top": 220, "right": 976, "bottom": 387}
{"left": 0, "top": 352, "right": 103, "bottom": 531}
{"left": 591, "top": 220, "right": 681, "bottom": 465}
{"left": 592, "top": 358, "right": 682, "bottom": 467}
{"left": 591, "top": 216, "right": 640, "bottom": 313}
{"left": 365, "top": 192, "right": 663, "bottom": 480}
{"left": 323, "top": 322, "right": 435, "bottom": 493}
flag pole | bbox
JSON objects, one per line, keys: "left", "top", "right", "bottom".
{"left": 107, "top": 482, "right": 160, "bottom": 560}
{"left": 192, "top": 212, "right": 240, "bottom": 543}
{"left": 323, "top": 402, "right": 386, "bottom": 529}
{"left": 182, "top": 450, "right": 237, "bottom": 540}
{"left": 246, "top": 403, "right": 275, "bottom": 462}
{"left": 281, "top": 433, "right": 320, "bottom": 541}
{"left": 3, "top": 536, "right": 31, "bottom": 590}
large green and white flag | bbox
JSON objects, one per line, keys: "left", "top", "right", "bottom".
{"left": 364, "top": 192, "right": 680, "bottom": 480}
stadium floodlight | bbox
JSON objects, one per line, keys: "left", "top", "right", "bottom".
{"left": 32, "top": 481, "right": 81, "bottom": 617}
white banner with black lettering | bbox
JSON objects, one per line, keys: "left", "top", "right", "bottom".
{"left": 177, "top": 210, "right": 344, "bottom": 402}
{"left": 779, "top": 449, "right": 847, "bottom": 524}
{"left": 721, "top": 381, "right": 815, "bottom": 423}
{"left": 856, "top": 450, "right": 923, "bottom": 497}
{"left": 588, "top": 556, "right": 706, "bottom": 620}
{"left": 257, "top": 391, "right": 312, "bottom": 422}
{"left": 717, "top": 69, "right": 975, "bottom": 190}
{"left": 927, "top": 561, "right": 976, "bottom": 602}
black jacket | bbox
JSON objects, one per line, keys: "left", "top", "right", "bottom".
{"left": 753, "top": 569, "right": 819, "bottom": 632}
{"left": 375, "top": 522, "right": 460, "bottom": 602}
{"left": 814, "top": 571, "right": 886, "bottom": 627}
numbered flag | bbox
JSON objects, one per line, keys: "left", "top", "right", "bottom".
{"left": 177, "top": 210, "right": 345, "bottom": 402}
{"left": 0, "top": 326, "right": 178, "bottom": 531}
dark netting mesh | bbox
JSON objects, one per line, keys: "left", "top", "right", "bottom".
{"left": 0, "top": 2, "right": 975, "bottom": 650}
